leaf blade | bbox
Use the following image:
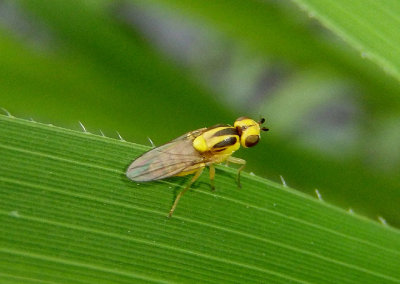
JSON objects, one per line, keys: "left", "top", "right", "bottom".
{"left": 0, "top": 115, "right": 399, "bottom": 283}
{"left": 292, "top": 0, "right": 400, "bottom": 81}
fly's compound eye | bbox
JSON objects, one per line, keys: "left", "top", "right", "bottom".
{"left": 245, "top": 135, "right": 260, "bottom": 147}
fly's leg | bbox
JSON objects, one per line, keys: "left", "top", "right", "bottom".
{"left": 226, "top": 156, "right": 246, "bottom": 188}
{"left": 168, "top": 168, "right": 204, "bottom": 218}
{"left": 209, "top": 164, "right": 215, "bottom": 191}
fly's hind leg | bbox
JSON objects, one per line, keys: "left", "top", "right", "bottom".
{"left": 168, "top": 168, "right": 204, "bottom": 218}
{"left": 209, "top": 164, "right": 216, "bottom": 191}
{"left": 226, "top": 156, "right": 246, "bottom": 188}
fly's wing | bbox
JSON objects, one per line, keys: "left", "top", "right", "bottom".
{"left": 126, "top": 128, "right": 207, "bottom": 182}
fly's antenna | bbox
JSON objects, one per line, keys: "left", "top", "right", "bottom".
{"left": 259, "top": 117, "right": 269, "bottom": 131}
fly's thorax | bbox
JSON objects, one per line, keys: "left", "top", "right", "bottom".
{"left": 234, "top": 117, "right": 261, "bottom": 148}
{"left": 193, "top": 126, "right": 240, "bottom": 154}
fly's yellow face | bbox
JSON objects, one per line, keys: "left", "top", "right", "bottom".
{"left": 234, "top": 117, "right": 269, "bottom": 148}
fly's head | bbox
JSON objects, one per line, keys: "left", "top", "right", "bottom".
{"left": 234, "top": 117, "right": 269, "bottom": 148}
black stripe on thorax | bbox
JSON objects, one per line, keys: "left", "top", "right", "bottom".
{"left": 212, "top": 127, "right": 238, "bottom": 137}
{"left": 213, "top": 136, "right": 237, "bottom": 149}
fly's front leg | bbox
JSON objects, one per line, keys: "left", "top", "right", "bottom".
{"left": 168, "top": 168, "right": 204, "bottom": 218}
{"left": 226, "top": 156, "right": 246, "bottom": 188}
{"left": 209, "top": 164, "right": 215, "bottom": 191}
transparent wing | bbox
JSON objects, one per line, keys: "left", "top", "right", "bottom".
{"left": 126, "top": 128, "right": 207, "bottom": 182}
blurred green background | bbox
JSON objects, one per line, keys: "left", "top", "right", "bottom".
{"left": 1, "top": 0, "right": 400, "bottom": 227}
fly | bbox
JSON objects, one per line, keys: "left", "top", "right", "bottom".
{"left": 126, "top": 117, "right": 269, "bottom": 217}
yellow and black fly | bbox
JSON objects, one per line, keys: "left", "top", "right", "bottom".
{"left": 126, "top": 117, "right": 269, "bottom": 217}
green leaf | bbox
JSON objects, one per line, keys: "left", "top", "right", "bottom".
{"left": 1, "top": 0, "right": 400, "bottom": 226}
{"left": 291, "top": 0, "right": 400, "bottom": 82}
{"left": 1, "top": 114, "right": 399, "bottom": 283}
